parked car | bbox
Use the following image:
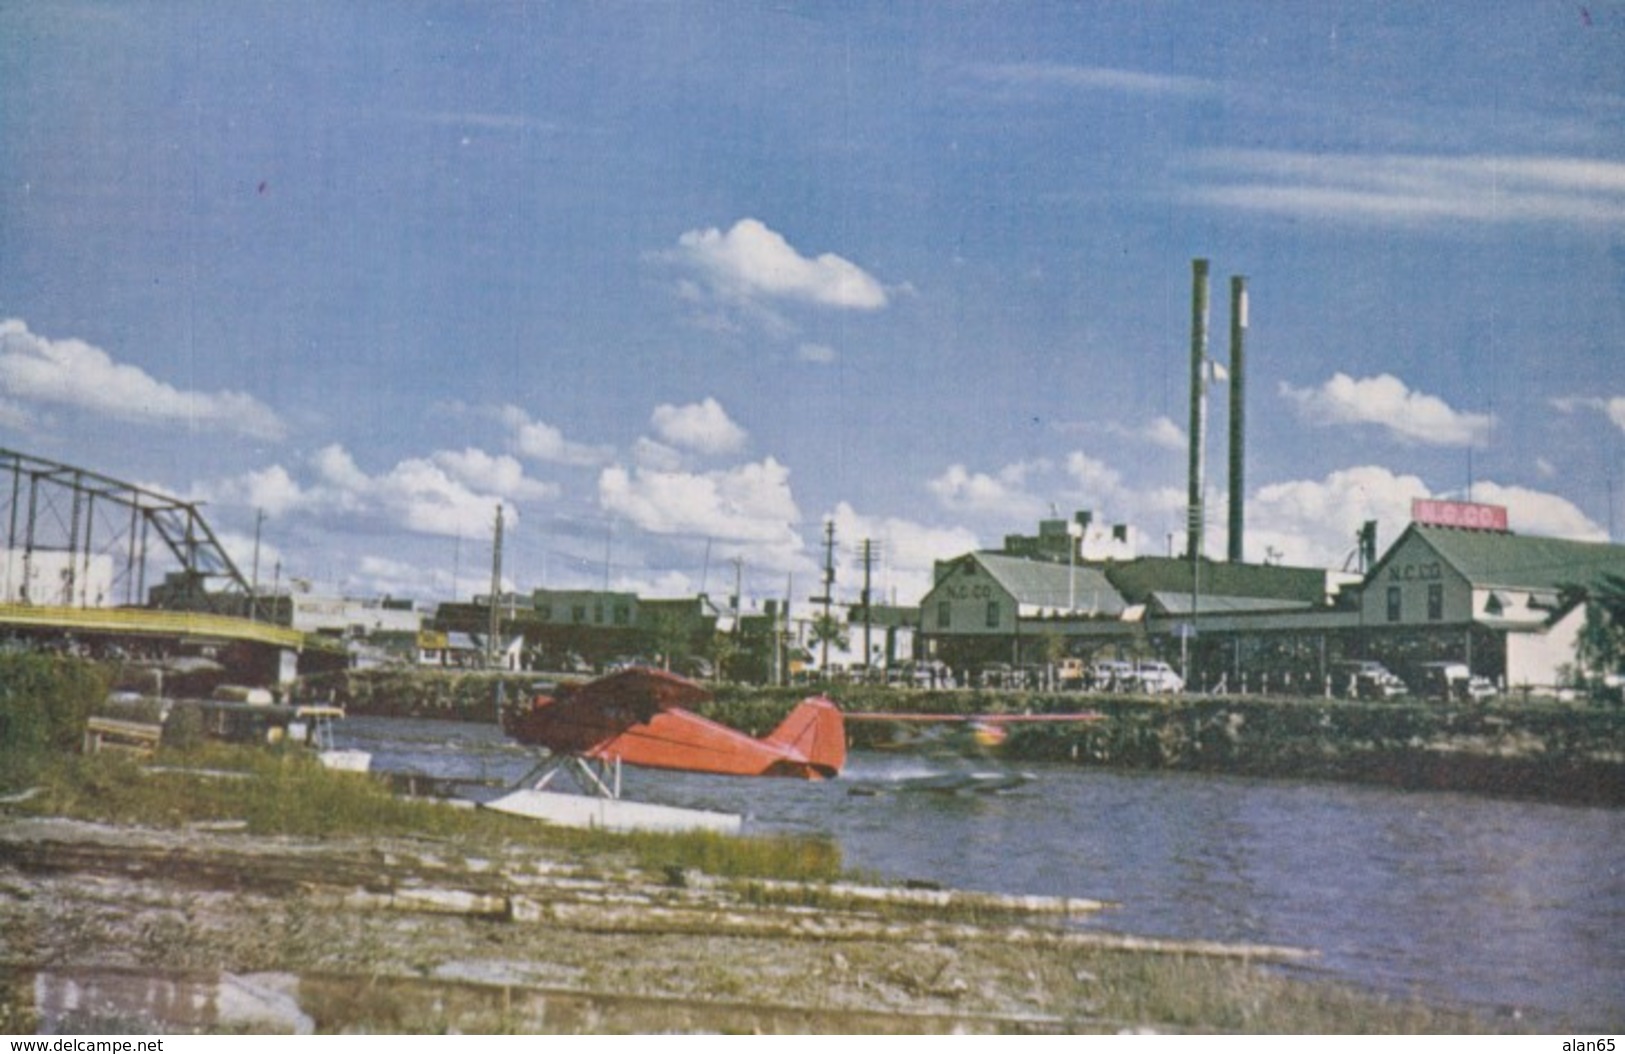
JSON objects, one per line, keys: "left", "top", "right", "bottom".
{"left": 1133, "top": 661, "right": 1185, "bottom": 695}
{"left": 1330, "top": 660, "right": 1409, "bottom": 700}
{"left": 1416, "top": 662, "right": 1497, "bottom": 703}
{"left": 1089, "top": 660, "right": 1135, "bottom": 692}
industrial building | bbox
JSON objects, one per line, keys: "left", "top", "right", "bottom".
{"left": 916, "top": 501, "right": 1625, "bottom": 696}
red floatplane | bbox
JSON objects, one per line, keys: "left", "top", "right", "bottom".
{"left": 486, "top": 667, "right": 845, "bottom": 832}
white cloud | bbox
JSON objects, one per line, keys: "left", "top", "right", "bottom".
{"left": 798, "top": 342, "right": 837, "bottom": 364}
{"left": 0, "top": 397, "right": 36, "bottom": 432}
{"left": 927, "top": 462, "right": 1048, "bottom": 519}
{"left": 631, "top": 436, "right": 684, "bottom": 471}
{"left": 670, "top": 218, "right": 889, "bottom": 311}
{"left": 208, "top": 445, "right": 523, "bottom": 540}
{"left": 598, "top": 457, "right": 806, "bottom": 570}
{"left": 1280, "top": 373, "right": 1493, "bottom": 447}
{"left": 1465, "top": 482, "right": 1607, "bottom": 543}
{"left": 431, "top": 447, "right": 557, "bottom": 501}
{"left": 650, "top": 397, "right": 748, "bottom": 455}
{"left": 1188, "top": 151, "right": 1625, "bottom": 229}
{"left": 929, "top": 453, "right": 1186, "bottom": 552}
{"left": 1551, "top": 394, "right": 1625, "bottom": 434}
{"left": 498, "top": 405, "right": 613, "bottom": 466}
{"left": 0, "top": 319, "right": 285, "bottom": 440}
{"left": 828, "top": 501, "right": 980, "bottom": 608}
{"left": 1143, "top": 416, "right": 1188, "bottom": 451}
{"left": 971, "top": 62, "right": 1215, "bottom": 98}
{"left": 1244, "top": 466, "right": 1607, "bottom": 567}
{"left": 1247, "top": 465, "right": 1431, "bottom": 567}
{"left": 206, "top": 464, "right": 307, "bottom": 517}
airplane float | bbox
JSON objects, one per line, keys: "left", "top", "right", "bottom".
{"left": 840, "top": 710, "right": 1105, "bottom": 795}
{"left": 484, "top": 667, "right": 845, "bottom": 833}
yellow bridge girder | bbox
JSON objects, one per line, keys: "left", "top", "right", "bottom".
{"left": 0, "top": 603, "right": 332, "bottom": 652}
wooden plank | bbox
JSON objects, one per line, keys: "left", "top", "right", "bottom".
{"left": 83, "top": 716, "right": 163, "bottom": 758}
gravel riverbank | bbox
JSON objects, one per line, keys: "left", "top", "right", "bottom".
{"left": 0, "top": 814, "right": 1485, "bottom": 1035}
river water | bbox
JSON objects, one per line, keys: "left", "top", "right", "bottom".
{"left": 338, "top": 716, "right": 1624, "bottom": 1031}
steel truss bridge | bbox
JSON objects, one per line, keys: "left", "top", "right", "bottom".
{"left": 0, "top": 448, "right": 321, "bottom": 656}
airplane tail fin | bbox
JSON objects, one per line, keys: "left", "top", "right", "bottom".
{"left": 763, "top": 696, "right": 846, "bottom": 778}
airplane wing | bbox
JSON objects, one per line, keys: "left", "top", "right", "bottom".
{"left": 570, "top": 667, "right": 713, "bottom": 717}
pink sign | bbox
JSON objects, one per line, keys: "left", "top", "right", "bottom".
{"left": 1411, "top": 499, "right": 1509, "bottom": 532}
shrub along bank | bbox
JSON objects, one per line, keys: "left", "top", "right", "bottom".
{"left": 0, "top": 653, "right": 109, "bottom": 790}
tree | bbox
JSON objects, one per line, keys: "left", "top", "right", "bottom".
{"left": 1565, "top": 575, "right": 1625, "bottom": 695}
{"left": 708, "top": 631, "right": 740, "bottom": 683}
{"left": 809, "top": 614, "right": 849, "bottom": 674}
{"left": 644, "top": 610, "right": 692, "bottom": 672}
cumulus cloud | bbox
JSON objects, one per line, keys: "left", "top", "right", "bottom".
{"left": 669, "top": 218, "right": 888, "bottom": 312}
{"left": 927, "top": 462, "right": 1049, "bottom": 519}
{"left": 431, "top": 447, "right": 557, "bottom": 501}
{"left": 631, "top": 437, "right": 685, "bottom": 471}
{"left": 0, "top": 319, "right": 285, "bottom": 440}
{"left": 498, "top": 405, "right": 613, "bottom": 466}
{"left": 650, "top": 397, "right": 748, "bottom": 455}
{"left": 1464, "top": 482, "right": 1607, "bottom": 543}
{"left": 1187, "top": 150, "right": 1625, "bottom": 229}
{"left": 1280, "top": 373, "right": 1493, "bottom": 447}
{"left": 206, "top": 445, "right": 525, "bottom": 540}
{"left": 1247, "top": 465, "right": 1431, "bottom": 567}
{"left": 1551, "top": 394, "right": 1625, "bottom": 434}
{"left": 970, "top": 62, "right": 1215, "bottom": 98}
{"left": 828, "top": 501, "right": 980, "bottom": 608}
{"left": 1244, "top": 465, "right": 1607, "bottom": 567}
{"left": 205, "top": 464, "right": 307, "bottom": 517}
{"left": 1142, "top": 416, "right": 1188, "bottom": 451}
{"left": 598, "top": 457, "right": 806, "bottom": 570}
{"left": 797, "top": 343, "right": 837, "bottom": 364}
{"left": 928, "top": 453, "right": 1186, "bottom": 552}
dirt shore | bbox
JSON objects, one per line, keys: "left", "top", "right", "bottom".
{"left": 0, "top": 814, "right": 1490, "bottom": 1034}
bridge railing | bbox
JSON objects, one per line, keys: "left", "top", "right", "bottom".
{"left": 0, "top": 603, "right": 316, "bottom": 651}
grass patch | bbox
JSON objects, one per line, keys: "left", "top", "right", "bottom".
{"left": 13, "top": 743, "right": 842, "bottom": 883}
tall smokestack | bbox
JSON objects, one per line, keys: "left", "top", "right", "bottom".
{"left": 1186, "top": 258, "right": 1210, "bottom": 561}
{"left": 1227, "top": 275, "right": 1248, "bottom": 564}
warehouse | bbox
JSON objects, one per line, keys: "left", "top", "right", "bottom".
{"left": 920, "top": 501, "right": 1625, "bottom": 696}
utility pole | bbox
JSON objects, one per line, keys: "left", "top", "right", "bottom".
{"left": 731, "top": 556, "right": 744, "bottom": 637}
{"left": 779, "top": 573, "right": 793, "bottom": 687}
{"left": 487, "top": 504, "right": 504, "bottom": 669}
{"left": 813, "top": 520, "right": 836, "bottom": 671}
{"left": 858, "top": 538, "right": 878, "bottom": 677}
{"left": 250, "top": 508, "right": 264, "bottom": 622}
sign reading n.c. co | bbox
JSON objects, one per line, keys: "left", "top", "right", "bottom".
{"left": 1411, "top": 498, "right": 1509, "bottom": 532}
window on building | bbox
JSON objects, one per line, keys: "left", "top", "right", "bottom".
{"left": 538, "top": 605, "right": 552, "bottom": 622}
{"left": 571, "top": 605, "right": 587, "bottom": 624}
{"left": 1386, "top": 586, "right": 1402, "bottom": 623}
{"left": 613, "top": 605, "right": 630, "bottom": 626}
{"left": 1427, "top": 584, "right": 1443, "bottom": 621}
{"left": 937, "top": 601, "right": 951, "bottom": 629}
{"left": 986, "top": 601, "right": 1000, "bottom": 628}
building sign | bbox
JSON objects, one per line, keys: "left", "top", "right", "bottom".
{"left": 1411, "top": 499, "right": 1508, "bottom": 532}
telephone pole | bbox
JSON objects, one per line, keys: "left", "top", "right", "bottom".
{"left": 487, "top": 504, "right": 504, "bottom": 669}
{"left": 858, "top": 538, "right": 880, "bottom": 676}
{"left": 730, "top": 555, "right": 744, "bottom": 637}
{"left": 812, "top": 520, "right": 836, "bottom": 671}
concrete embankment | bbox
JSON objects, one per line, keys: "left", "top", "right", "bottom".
{"left": 294, "top": 671, "right": 1625, "bottom": 807}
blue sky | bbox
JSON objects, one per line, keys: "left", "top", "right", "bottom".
{"left": 2, "top": 2, "right": 1622, "bottom": 609}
